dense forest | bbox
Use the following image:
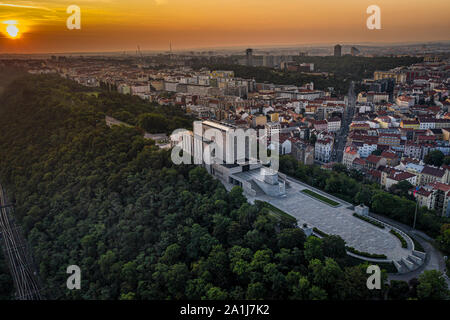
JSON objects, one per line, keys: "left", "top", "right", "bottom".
{"left": 0, "top": 74, "right": 447, "bottom": 300}
{"left": 292, "top": 56, "right": 423, "bottom": 80}
{"left": 195, "top": 64, "right": 351, "bottom": 94}
{"left": 192, "top": 56, "right": 422, "bottom": 95}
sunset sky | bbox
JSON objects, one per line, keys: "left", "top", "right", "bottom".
{"left": 0, "top": 0, "right": 449, "bottom": 53}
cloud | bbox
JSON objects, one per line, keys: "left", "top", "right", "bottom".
{"left": 0, "top": 2, "right": 51, "bottom": 11}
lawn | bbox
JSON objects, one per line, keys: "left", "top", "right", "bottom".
{"left": 301, "top": 189, "right": 340, "bottom": 207}
{"left": 260, "top": 201, "right": 298, "bottom": 225}
{"left": 411, "top": 236, "right": 425, "bottom": 252}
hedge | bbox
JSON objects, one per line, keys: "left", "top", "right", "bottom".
{"left": 302, "top": 189, "right": 340, "bottom": 206}
{"left": 390, "top": 229, "right": 408, "bottom": 248}
{"left": 346, "top": 246, "right": 388, "bottom": 259}
{"left": 353, "top": 213, "right": 385, "bottom": 229}
{"left": 313, "top": 227, "right": 329, "bottom": 238}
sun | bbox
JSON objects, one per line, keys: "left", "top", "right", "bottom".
{"left": 6, "top": 24, "right": 19, "bottom": 38}
{"left": 2, "top": 20, "right": 20, "bottom": 39}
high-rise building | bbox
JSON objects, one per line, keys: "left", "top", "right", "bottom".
{"left": 246, "top": 48, "right": 253, "bottom": 67}
{"left": 351, "top": 47, "right": 360, "bottom": 56}
{"left": 334, "top": 44, "right": 342, "bottom": 57}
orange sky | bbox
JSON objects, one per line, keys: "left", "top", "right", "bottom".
{"left": 0, "top": 0, "right": 449, "bottom": 53}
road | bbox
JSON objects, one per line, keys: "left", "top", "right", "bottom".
{"left": 332, "top": 81, "right": 356, "bottom": 163}
{"left": 0, "top": 184, "right": 43, "bottom": 300}
{"left": 370, "top": 212, "right": 450, "bottom": 287}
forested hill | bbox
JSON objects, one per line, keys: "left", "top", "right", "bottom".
{"left": 0, "top": 74, "right": 387, "bottom": 300}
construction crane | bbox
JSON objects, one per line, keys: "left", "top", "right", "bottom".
{"left": 137, "top": 45, "right": 144, "bottom": 59}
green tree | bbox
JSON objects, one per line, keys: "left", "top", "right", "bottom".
{"left": 309, "top": 286, "right": 328, "bottom": 300}
{"left": 389, "top": 180, "right": 414, "bottom": 199}
{"left": 371, "top": 149, "right": 382, "bottom": 156}
{"left": 246, "top": 282, "right": 266, "bottom": 300}
{"left": 443, "top": 156, "right": 450, "bottom": 166}
{"left": 166, "top": 263, "right": 190, "bottom": 300}
{"left": 417, "top": 270, "right": 449, "bottom": 300}
{"left": 354, "top": 186, "right": 373, "bottom": 206}
{"left": 388, "top": 280, "right": 411, "bottom": 300}
{"left": 229, "top": 186, "right": 247, "bottom": 210}
{"left": 424, "top": 150, "right": 445, "bottom": 167}
{"left": 137, "top": 113, "right": 169, "bottom": 133}
{"left": 161, "top": 243, "right": 182, "bottom": 264}
{"left": 277, "top": 228, "right": 306, "bottom": 249}
{"left": 205, "top": 287, "right": 228, "bottom": 300}
{"left": 332, "top": 163, "right": 348, "bottom": 173}
{"left": 437, "top": 224, "right": 450, "bottom": 254}
{"left": 304, "top": 237, "right": 324, "bottom": 261}
{"left": 291, "top": 276, "right": 311, "bottom": 300}
{"left": 322, "top": 235, "right": 347, "bottom": 260}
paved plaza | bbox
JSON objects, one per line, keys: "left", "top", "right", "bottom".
{"left": 245, "top": 178, "right": 412, "bottom": 261}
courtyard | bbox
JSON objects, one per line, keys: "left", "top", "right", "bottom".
{"left": 244, "top": 177, "right": 412, "bottom": 262}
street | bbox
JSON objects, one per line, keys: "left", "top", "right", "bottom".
{"left": 332, "top": 81, "right": 356, "bottom": 163}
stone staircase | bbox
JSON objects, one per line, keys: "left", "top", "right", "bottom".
{"left": 249, "top": 180, "right": 264, "bottom": 196}
{"left": 394, "top": 250, "right": 427, "bottom": 273}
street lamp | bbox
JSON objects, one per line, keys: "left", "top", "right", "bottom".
{"left": 413, "top": 199, "right": 418, "bottom": 230}
{"left": 413, "top": 186, "right": 420, "bottom": 230}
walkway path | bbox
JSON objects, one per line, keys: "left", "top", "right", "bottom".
{"left": 370, "top": 212, "right": 449, "bottom": 287}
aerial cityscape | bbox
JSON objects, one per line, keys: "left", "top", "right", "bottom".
{"left": 0, "top": 0, "right": 449, "bottom": 309}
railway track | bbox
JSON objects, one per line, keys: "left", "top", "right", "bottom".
{"left": 0, "top": 184, "right": 43, "bottom": 300}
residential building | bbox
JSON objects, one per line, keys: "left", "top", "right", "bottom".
{"left": 385, "top": 171, "right": 417, "bottom": 190}
{"left": 315, "top": 138, "right": 334, "bottom": 163}
{"left": 380, "top": 150, "right": 399, "bottom": 167}
{"left": 365, "top": 155, "right": 387, "bottom": 170}
{"left": 343, "top": 146, "right": 360, "bottom": 168}
{"left": 420, "top": 166, "right": 447, "bottom": 185}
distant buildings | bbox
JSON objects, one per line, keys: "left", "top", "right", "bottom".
{"left": 246, "top": 48, "right": 254, "bottom": 67}
{"left": 351, "top": 47, "right": 360, "bottom": 56}
{"left": 334, "top": 44, "right": 342, "bottom": 57}
{"left": 374, "top": 71, "right": 407, "bottom": 84}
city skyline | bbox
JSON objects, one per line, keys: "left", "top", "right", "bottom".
{"left": 0, "top": 0, "right": 449, "bottom": 53}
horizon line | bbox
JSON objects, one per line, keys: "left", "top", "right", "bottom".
{"left": 1, "top": 39, "right": 450, "bottom": 56}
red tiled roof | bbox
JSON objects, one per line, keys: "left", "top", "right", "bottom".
{"left": 389, "top": 171, "right": 416, "bottom": 181}
{"left": 422, "top": 166, "right": 445, "bottom": 178}
{"left": 368, "top": 169, "right": 382, "bottom": 178}
{"left": 381, "top": 150, "right": 397, "bottom": 159}
{"left": 415, "top": 188, "right": 432, "bottom": 197}
{"left": 402, "top": 120, "right": 419, "bottom": 125}
{"left": 429, "top": 181, "right": 450, "bottom": 192}
{"left": 345, "top": 146, "right": 358, "bottom": 155}
{"left": 353, "top": 158, "right": 366, "bottom": 165}
{"left": 366, "top": 155, "right": 382, "bottom": 164}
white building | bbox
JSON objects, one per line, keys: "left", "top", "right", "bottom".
{"left": 327, "top": 117, "right": 342, "bottom": 132}
{"left": 354, "top": 142, "right": 378, "bottom": 158}
{"left": 385, "top": 171, "right": 418, "bottom": 190}
{"left": 315, "top": 138, "right": 334, "bottom": 163}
